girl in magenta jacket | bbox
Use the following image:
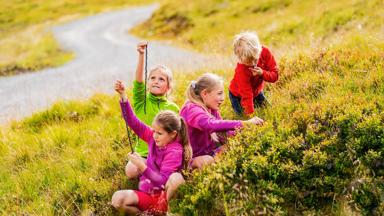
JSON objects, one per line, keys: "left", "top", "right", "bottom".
{"left": 112, "top": 81, "right": 192, "bottom": 214}
{"left": 180, "top": 73, "right": 264, "bottom": 169}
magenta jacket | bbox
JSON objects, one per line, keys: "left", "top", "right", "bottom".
{"left": 180, "top": 101, "right": 243, "bottom": 158}
{"left": 120, "top": 100, "right": 183, "bottom": 194}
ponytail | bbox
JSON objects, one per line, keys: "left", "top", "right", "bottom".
{"left": 179, "top": 117, "right": 192, "bottom": 170}
{"left": 186, "top": 80, "right": 206, "bottom": 110}
{"left": 186, "top": 73, "right": 224, "bottom": 111}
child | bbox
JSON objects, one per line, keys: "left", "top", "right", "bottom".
{"left": 111, "top": 81, "right": 192, "bottom": 214}
{"left": 132, "top": 41, "right": 179, "bottom": 157}
{"left": 180, "top": 73, "right": 264, "bottom": 169}
{"left": 229, "top": 31, "right": 278, "bottom": 116}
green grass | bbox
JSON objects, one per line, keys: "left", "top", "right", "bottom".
{"left": 169, "top": 38, "right": 384, "bottom": 215}
{"left": 0, "top": 0, "right": 156, "bottom": 76}
{"left": 0, "top": 95, "right": 135, "bottom": 214}
{"left": 1, "top": 0, "right": 384, "bottom": 215}
{"left": 0, "top": 30, "right": 74, "bottom": 76}
{"left": 1, "top": 38, "right": 383, "bottom": 214}
{"left": 131, "top": 0, "right": 384, "bottom": 54}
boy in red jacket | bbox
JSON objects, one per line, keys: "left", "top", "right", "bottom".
{"left": 229, "top": 31, "right": 278, "bottom": 116}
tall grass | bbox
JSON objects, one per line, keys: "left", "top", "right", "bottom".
{"left": 1, "top": 37, "right": 382, "bottom": 214}
{"left": 170, "top": 36, "right": 384, "bottom": 215}
{"left": 0, "top": 94, "right": 141, "bottom": 214}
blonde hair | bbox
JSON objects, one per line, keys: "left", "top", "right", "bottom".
{"left": 154, "top": 110, "right": 192, "bottom": 170}
{"left": 148, "top": 65, "right": 174, "bottom": 96}
{"left": 233, "top": 31, "right": 262, "bottom": 65}
{"left": 186, "top": 73, "right": 224, "bottom": 110}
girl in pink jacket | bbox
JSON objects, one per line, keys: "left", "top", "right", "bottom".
{"left": 112, "top": 81, "right": 192, "bottom": 214}
{"left": 180, "top": 73, "right": 264, "bottom": 169}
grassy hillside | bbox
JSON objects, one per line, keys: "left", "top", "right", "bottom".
{"left": 0, "top": 0, "right": 155, "bottom": 76}
{"left": 131, "top": 0, "right": 383, "bottom": 54}
{"left": 1, "top": 0, "right": 383, "bottom": 215}
{"left": 171, "top": 39, "right": 384, "bottom": 215}
{"left": 1, "top": 40, "right": 383, "bottom": 214}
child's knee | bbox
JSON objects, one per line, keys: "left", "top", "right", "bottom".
{"left": 166, "top": 173, "right": 185, "bottom": 190}
{"left": 203, "top": 155, "right": 215, "bottom": 165}
{"left": 193, "top": 155, "right": 214, "bottom": 169}
{"left": 111, "top": 191, "right": 125, "bottom": 209}
{"left": 111, "top": 190, "right": 136, "bottom": 209}
{"left": 125, "top": 162, "right": 139, "bottom": 179}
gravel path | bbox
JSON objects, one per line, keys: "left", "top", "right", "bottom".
{"left": 0, "top": 4, "right": 212, "bottom": 124}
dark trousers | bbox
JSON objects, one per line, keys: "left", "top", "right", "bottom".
{"left": 229, "top": 91, "right": 266, "bottom": 115}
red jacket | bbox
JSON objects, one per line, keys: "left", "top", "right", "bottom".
{"left": 229, "top": 46, "right": 278, "bottom": 115}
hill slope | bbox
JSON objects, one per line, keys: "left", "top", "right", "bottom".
{"left": 131, "top": 0, "right": 383, "bottom": 54}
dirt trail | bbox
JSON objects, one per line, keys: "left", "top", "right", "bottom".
{"left": 0, "top": 4, "right": 212, "bottom": 124}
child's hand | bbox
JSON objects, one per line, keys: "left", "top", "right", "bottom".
{"left": 128, "top": 152, "right": 146, "bottom": 172}
{"left": 114, "top": 80, "right": 128, "bottom": 101}
{"left": 137, "top": 41, "right": 148, "bottom": 54}
{"left": 114, "top": 80, "right": 125, "bottom": 94}
{"left": 245, "top": 116, "right": 264, "bottom": 125}
{"left": 210, "top": 132, "right": 219, "bottom": 142}
{"left": 250, "top": 66, "right": 263, "bottom": 76}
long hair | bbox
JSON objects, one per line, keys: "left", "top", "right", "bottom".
{"left": 154, "top": 111, "right": 192, "bottom": 170}
{"left": 233, "top": 31, "right": 262, "bottom": 65}
{"left": 186, "top": 73, "right": 224, "bottom": 111}
{"left": 148, "top": 65, "right": 174, "bottom": 96}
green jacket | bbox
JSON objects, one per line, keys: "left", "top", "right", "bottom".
{"left": 132, "top": 81, "right": 179, "bottom": 157}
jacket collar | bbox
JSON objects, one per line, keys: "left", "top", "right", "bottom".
{"left": 157, "top": 139, "right": 180, "bottom": 150}
{"left": 148, "top": 93, "right": 167, "bottom": 103}
{"left": 237, "top": 62, "right": 253, "bottom": 69}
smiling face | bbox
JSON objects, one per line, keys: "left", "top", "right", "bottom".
{"left": 201, "top": 84, "right": 225, "bottom": 110}
{"left": 148, "top": 69, "right": 169, "bottom": 96}
{"left": 152, "top": 122, "right": 176, "bottom": 147}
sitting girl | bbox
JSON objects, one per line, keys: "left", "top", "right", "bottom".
{"left": 111, "top": 80, "right": 192, "bottom": 214}
{"left": 130, "top": 41, "right": 179, "bottom": 157}
{"left": 126, "top": 42, "right": 184, "bottom": 202}
{"left": 180, "top": 73, "right": 264, "bottom": 169}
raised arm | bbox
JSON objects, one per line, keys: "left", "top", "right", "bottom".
{"left": 119, "top": 100, "right": 153, "bottom": 144}
{"left": 132, "top": 42, "right": 148, "bottom": 107}
{"left": 115, "top": 80, "right": 152, "bottom": 143}
{"left": 135, "top": 41, "right": 147, "bottom": 83}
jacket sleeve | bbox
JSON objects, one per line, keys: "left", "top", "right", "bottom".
{"left": 215, "top": 111, "right": 238, "bottom": 140}
{"left": 141, "top": 147, "right": 183, "bottom": 186}
{"left": 236, "top": 68, "right": 255, "bottom": 115}
{"left": 132, "top": 80, "right": 146, "bottom": 110}
{"left": 120, "top": 99, "right": 152, "bottom": 144}
{"left": 185, "top": 105, "right": 243, "bottom": 132}
{"left": 261, "top": 47, "right": 279, "bottom": 83}
{"left": 167, "top": 102, "right": 180, "bottom": 113}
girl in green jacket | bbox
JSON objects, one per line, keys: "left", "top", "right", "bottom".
{"left": 131, "top": 42, "right": 179, "bottom": 157}
{"left": 122, "top": 42, "right": 182, "bottom": 202}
